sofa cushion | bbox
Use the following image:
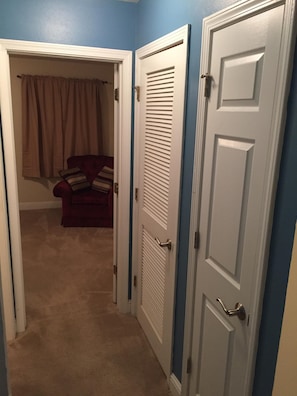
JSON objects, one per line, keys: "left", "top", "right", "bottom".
{"left": 59, "top": 167, "right": 90, "bottom": 191}
{"left": 71, "top": 189, "right": 109, "bottom": 205}
{"left": 92, "top": 166, "right": 114, "bottom": 193}
{"left": 67, "top": 155, "right": 114, "bottom": 182}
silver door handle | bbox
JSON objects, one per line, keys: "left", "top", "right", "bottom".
{"left": 216, "top": 298, "right": 246, "bottom": 321}
{"left": 155, "top": 237, "right": 172, "bottom": 250}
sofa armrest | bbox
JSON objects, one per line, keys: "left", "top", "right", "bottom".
{"left": 53, "top": 180, "right": 72, "bottom": 199}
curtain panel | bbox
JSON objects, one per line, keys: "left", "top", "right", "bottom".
{"left": 21, "top": 75, "right": 104, "bottom": 178}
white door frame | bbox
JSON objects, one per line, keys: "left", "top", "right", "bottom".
{"left": 0, "top": 39, "right": 132, "bottom": 340}
{"left": 113, "top": 63, "right": 120, "bottom": 304}
{"left": 181, "top": 0, "right": 296, "bottom": 395}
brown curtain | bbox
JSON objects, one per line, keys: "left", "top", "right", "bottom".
{"left": 22, "top": 75, "right": 104, "bottom": 178}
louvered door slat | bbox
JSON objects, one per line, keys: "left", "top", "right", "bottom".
{"left": 144, "top": 173, "right": 169, "bottom": 194}
{"left": 143, "top": 67, "right": 175, "bottom": 228}
{"left": 141, "top": 228, "right": 166, "bottom": 339}
{"left": 144, "top": 162, "right": 171, "bottom": 179}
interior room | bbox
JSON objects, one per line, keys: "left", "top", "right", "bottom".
{"left": 10, "top": 55, "right": 115, "bottom": 211}
{"left": 0, "top": 1, "right": 296, "bottom": 396}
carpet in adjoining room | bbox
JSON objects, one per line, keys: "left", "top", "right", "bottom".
{"left": 7, "top": 208, "right": 171, "bottom": 396}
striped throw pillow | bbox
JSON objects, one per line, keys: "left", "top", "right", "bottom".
{"left": 59, "top": 167, "right": 90, "bottom": 191}
{"left": 92, "top": 166, "right": 114, "bottom": 193}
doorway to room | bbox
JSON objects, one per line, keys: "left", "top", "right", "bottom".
{"left": 10, "top": 52, "right": 116, "bottom": 331}
{"left": 0, "top": 39, "right": 132, "bottom": 342}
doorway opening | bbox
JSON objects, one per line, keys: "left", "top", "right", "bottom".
{"left": 10, "top": 52, "right": 116, "bottom": 329}
{"left": 0, "top": 39, "right": 132, "bottom": 342}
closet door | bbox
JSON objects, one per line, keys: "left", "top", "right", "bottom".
{"left": 184, "top": 1, "right": 296, "bottom": 395}
{"left": 134, "top": 26, "right": 189, "bottom": 376}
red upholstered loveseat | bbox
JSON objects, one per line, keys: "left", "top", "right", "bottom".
{"left": 53, "top": 155, "right": 114, "bottom": 227}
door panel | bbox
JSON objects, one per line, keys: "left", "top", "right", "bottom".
{"left": 135, "top": 30, "right": 188, "bottom": 376}
{"left": 208, "top": 138, "right": 254, "bottom": 279}
{"left": 198, "top": 300, "right": 235, "bottom": 396}
{"left": 189, "top": 5, "right": 286, "bottom": 396}
{"left": 219, "top": 51, "right": 264, "bottom": 108}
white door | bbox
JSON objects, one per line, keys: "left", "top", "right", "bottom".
{"left": 134, "top": 26, "right": 189, "bottom": 376}
{"left": 188, "top": 2, "right": 295, "bottom": 396}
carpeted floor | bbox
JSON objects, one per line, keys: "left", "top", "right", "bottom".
{"left": 7, "top": 208, "right": 171, "bottom": 396}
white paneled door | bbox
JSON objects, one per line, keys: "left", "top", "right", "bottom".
{"left": 134, "top": 26, "right": 189, "bottom": 377}
{"left": 188, "top": 2, "right": 295, "bottom": 396}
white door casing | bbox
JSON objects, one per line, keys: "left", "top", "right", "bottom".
{"left": 0, "top": 40, "right": 132, "bottom": 340}
{"left": 113, "top": 63, "right": 120, "bottom": 304}
{"left": 133, "top": 25, "right": 189, "bottom": 377}
{"left": 182, "top": 1, "right": 296, "bottom": 395}
{"left": 0, "top": 130, "right": 16, "bottom": 341}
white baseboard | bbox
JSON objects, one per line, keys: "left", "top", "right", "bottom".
{"left": 19, "top": 201, "right": 61, "bottom": 211}
{"left": 169, "top": 373, "right": 181, "bottom": 396}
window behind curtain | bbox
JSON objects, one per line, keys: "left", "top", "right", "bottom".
{"left": 21, "top": 75, "right": 104, "bottom": 178}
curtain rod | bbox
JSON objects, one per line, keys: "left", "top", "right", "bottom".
{"left": 16, "top": 75, "right": 110, "bottom": 84}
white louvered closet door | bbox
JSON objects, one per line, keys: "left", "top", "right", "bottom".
{"left": 135, "top": 36, "right": 188, "bottom": 376}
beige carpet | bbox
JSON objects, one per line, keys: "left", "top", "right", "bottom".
{"left": 7, "top": 208, "right": 171, "bottom": 396}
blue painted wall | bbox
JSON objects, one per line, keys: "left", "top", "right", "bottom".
{"left": 0, "top": 1, "right": 137, "bottom": 395}
{"left": 0, "top": 0, "right": 296, "bottom": 395}
{"left": 136, "top": 1, "right": 297, "bottom": 394}
{"left": 0, "top": 0, "right": 137, "bottom": 49}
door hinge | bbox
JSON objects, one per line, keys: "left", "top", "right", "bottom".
{"left": 194, "top": 231, "right": 200, "bottom": 249}
{"left": 114, "top": 88, "right": 119, "bottom": 101}
{"left": 114, "top": 182, "right": 119, "bottom": 194}
{"left": 113, "top": 265, "right": 117, "bottom": 275}
{"left": 201, "top": 73, "right": 212, "bottom": 98}
{"left": 186, "top": 357, "right": 192, "bottom": 374}
{"left": 135, "top": 187, "right": 139, "bottom": 201}
{"left": 134, "top": 86, "right": 140, "bottom": 102}
{"left": 133, "top": 275, "right": 137, "bottom": 287}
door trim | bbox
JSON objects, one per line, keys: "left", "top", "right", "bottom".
{"left": 0, "top": 39, "right": 132, "bottom": 339}
{"left": 113, "top": 63, "right": 120, "bottom": 304}
{"left": 181, "top": 0, "right": 296, "bottom": 395}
